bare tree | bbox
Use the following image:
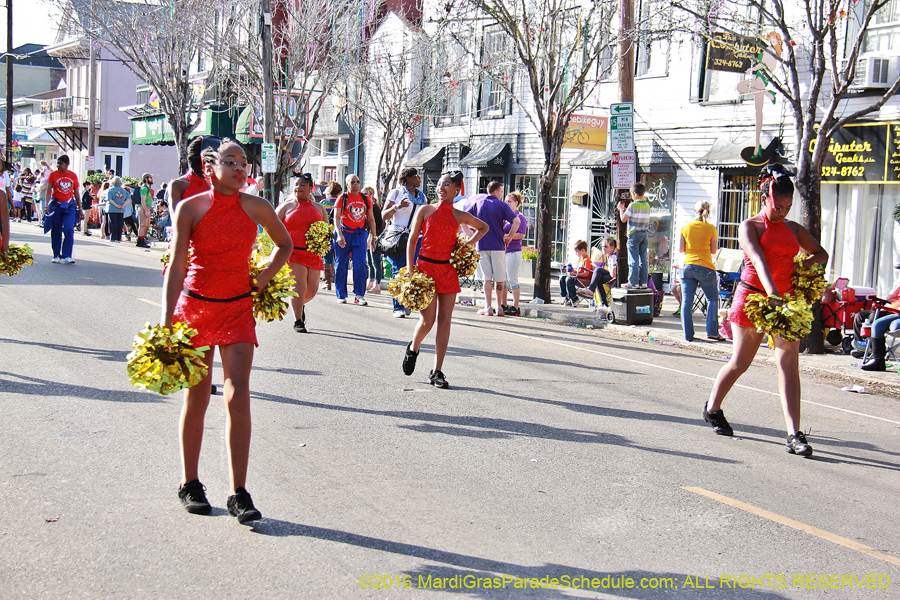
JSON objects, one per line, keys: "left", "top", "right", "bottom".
{"left": 224, "top": 0, "right": 369, "bottom": 201}
{"left": 59, "top": 0, "right": 224, "bottom": 175}
{"left": 351, "top": 22, "right": 441, "bottom": 201}
{"left": 674, "top": 0, "right": 900, "bottom": 352}
{"left": 441, "top": 0, "right": 619, "bottom": 301}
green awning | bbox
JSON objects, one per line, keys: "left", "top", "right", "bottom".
{"left": 130, "top": 108, "right": 235, "bottom": 146}
{"left": 235, "top": 106, "right": 263, "bottom": 144}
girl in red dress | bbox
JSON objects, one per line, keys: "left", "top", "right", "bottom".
{"left": 402, "top": 171, "right": 487, "bottom": 389}
{"left": 704, "top": 165, "right": 828, "bottom": 456}
{"left": 276, "top": 173, "right": 327, "bottom": 333}
{"left": 162, "top": 139, "right": 292, "bottom": 523}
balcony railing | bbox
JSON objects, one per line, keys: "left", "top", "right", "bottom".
{"left": 39, "top": 96, "right": 99, "bottom": 127}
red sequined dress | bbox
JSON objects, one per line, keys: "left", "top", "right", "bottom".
{"left": 182, "top": 172, "right": 211, "bottom": 202}
{"left": 173, "top": 190, "right": 258, "bottom": 347}
{"left": 729, "top": 212, "right": 799, "bottom": 328}
{"left": 417, "top": 201, "right": 461, "bottom": 295}
{"left": 284, "top": 200, "right": 325, "bottom": 270}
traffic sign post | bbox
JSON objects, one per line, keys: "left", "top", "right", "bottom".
{"left": 609, "top": 102, "right": 634, "bottom": 153}
{"left": 611, "top": 152, "right": 636, "bottom": 189}
{"left": 261, "top": 143, "right": 277, "bottom": 174}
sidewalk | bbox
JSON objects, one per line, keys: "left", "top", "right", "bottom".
{"left": 454, "top": 274, "right": 900, "bottom": 397}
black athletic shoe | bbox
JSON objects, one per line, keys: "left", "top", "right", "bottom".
{"left": 178, "top": 480, "right": 212, "bottom": 515}
{"left": 786, "top": 432, "right": 813, "bottom": 456}
{"left": 293, "top": 319, "right": 307, "bottom": 333}
{"left": 227, "top": 487, "right": 262, "bottom": 524}
{"left": 702, "top": 403, "right": 734, "bottom": 436}
{"left": 429, "top": 370, "right": 449, "bottom": 389}
{"left": 402, "top": 342, "right": 418, "bottom": 376}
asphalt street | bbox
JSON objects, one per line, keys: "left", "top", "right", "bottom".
{"left": 1, "top": 221, "right": 899, "bottom": 600}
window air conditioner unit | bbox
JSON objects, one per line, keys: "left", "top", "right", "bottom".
{"left": 851, "top": 54, "right": 899, "bottom": 89}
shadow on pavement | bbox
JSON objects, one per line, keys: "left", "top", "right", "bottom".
{"left": 0, "top": 338, "right": 130, "bottom": 362}
{"left": 0, "top": 371, "right": 165, "bottom": 403}
{"left": 250, "top": 391, "right": 740, "bottom": 464}
{"left": 248, "top": 520, "right": 786, "bottom": 598}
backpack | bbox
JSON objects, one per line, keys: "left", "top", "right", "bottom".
{"left": 131, "top": 186, "right": 142, "bottom": 206}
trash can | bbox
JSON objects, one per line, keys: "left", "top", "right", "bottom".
{"left": 611, "top": 288, "right": 654, "bottom": 325}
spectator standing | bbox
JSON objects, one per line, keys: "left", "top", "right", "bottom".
{"left": 559, "top": 240, "right": 593, "bottom": 306}
{"left": 679, "top": 200, "right": 723, "bottom": 341}
{"left": 363, "top": 185, "right": 384, "bottom": 293}
{"left": 382, "top": 167, "right": 428, "bottom": 318}
{"left": 122, "top": 186, "right": 137, "bottom": 242}
{"left": 333, "top": 174, "right": 376, "bottom": 305}
{"left": 45, "top": 155, "right": 82, "bottom": 264}
{"left": 156, "top": 182, "right": 168, "bottom": 202}
{"left": 80, "top": 182, "right": 94, "bottom": 236}
{"left": 98, "top": 181, "right": 110, "bottom": 239}
{"left": 10, "top": 184, "right": 24, "bottom": 222}
{"left": 105, "top": 177, "right": 130, "bottom": 243}
{"left": 19, "top": 168, "right": 34, "bottom": 222}
{"left": 617, "top": 183, "right": 651, "bottom": 288}
{"left": 498, "top": 191, "right": 527, "bottom": 316}
{"left": 319, "top": 181, "right": 341, "bottom": 291}
{"left": 464, "top": 182, "right": 521, "bottom": 316}
{"left": 136, "top": 173, "right": 154, "bottom": 248}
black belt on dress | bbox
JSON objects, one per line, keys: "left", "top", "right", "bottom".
{"left": 740, "top": 281, "right": 794, "bottom": 295}
{"left": 182, "top": 288, "right": 252, "bottom": 302}
{"left": 418, "top": 255, "right": 450, "bottom": 265}
{"left": 293, "top": 245, "right": 307, "bottom": 251}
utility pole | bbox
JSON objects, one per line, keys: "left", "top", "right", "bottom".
{"left": 87, "top": 0, "right": 97, "bottom": 175}
{"left": 6, "top": 0, "right": 13, "bottom": 165}
{"left": 260, "top": 0, "right": 275, "bottom": 204}
{"left": 616, "top": 0, "right": 634, "bottom": 286}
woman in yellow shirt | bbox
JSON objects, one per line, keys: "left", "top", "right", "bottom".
{"left": 679, "top": 200, "right": 723, "bottom": 341}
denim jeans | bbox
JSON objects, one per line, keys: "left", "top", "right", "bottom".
{"left": 386, "top": 238, "right": 422, "bottom": 311}
{"left": 626, "top": 230, "right": 649, "bottom": 286}
{"left": 49, "top": 199, "right": 78, "bottom": 259}
{"left": 367, "top": 248, "right": 383, "bottom": 283}
{"left": 681, "top": 264, "right": 720, "bottom": 340}
{"left": 871, "top": 313, "right": 900, "bottom": 339}
{"left": 334, "top": 228, "right": 369, "bottom": 299}
{"left": 559, "top": 275, "right": 580, "bottom": 303}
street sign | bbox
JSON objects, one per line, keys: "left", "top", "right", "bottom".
{"left": 261, "top": 143, "right": 277, "bottom": 174}
{"left": 610, "top": 114, "right": 634, "bottom": 152}
{"left": 611, "top": 152, "right": 636, "bottom": 189}
{"left": 12, "top": 133, "right": 26, "bottom": 140}
{"left": 610, "top": 102, "right": 633, "bottom": 116}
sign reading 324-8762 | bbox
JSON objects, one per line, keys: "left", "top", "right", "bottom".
{"left": 609, "top": 102, "right": 634, "bottom": 152}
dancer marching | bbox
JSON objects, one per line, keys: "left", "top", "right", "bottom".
{"left": 162, "top": 139, "right": 292, "bottom": 522}
{"left": 703, "top": 164, "right": 827, "bottom": 456}
{"left": 276, "top": 173, "right": 327, "bottom": 333}
{"left": 168, "top": 136, "right": 218, "bottom": 208}
{"left": 402, "top": 171, "right": 487, "bottom": 388}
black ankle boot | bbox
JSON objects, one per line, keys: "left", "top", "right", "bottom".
{"left": 861, "top": 337, "right": 886, "bottom": 372}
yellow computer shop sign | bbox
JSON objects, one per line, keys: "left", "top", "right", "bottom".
{"left": 813, "top": 122, "right": 900, "bottom": 184}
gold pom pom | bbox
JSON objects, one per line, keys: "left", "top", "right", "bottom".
{"left": 743, "top": 292, "right": 814, "bottom": 342}
{"left": 254, "top": 232, "right": 275, "bottom": 259}
{"left": 250, "top": 256, "right": 299, "bottom": 322}
{"left": 792, "top": 253, "right": 828, "bottom": 305}
{"left": 305, "top": 221, "right": 334, "bottom": 257}
{"left": 161, "top": 247, "right": 192, "bottom": 273}
{"left": 388, "top": 267, "right": 435, "bottom": 312}
{"left": 126, "top": 322, "right": 211, "bottom": 395}
{"left": 450, "top": 235, "right": 480, "bottom": 277}
{"left": 0, "top": 243, "right": 34, "bottom": 276}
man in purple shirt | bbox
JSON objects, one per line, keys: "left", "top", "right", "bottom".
{"left": 464, "top": 181, "right": 521, "bottom": 316}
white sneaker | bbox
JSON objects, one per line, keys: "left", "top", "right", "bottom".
{"left": 62, "top": 257, "right": 75, "bottom": 265}
{"left": 622, "top": 283, "right": 635, "bottom": 289}
{"left": 477, "top": 307, "right": 495, "bottom": 316}
{"left": 392, "top": 310, "right": 407, "bottom": 318}
{"left": 338, "top": 297, "right": 347, "bottom": 304}
{"left": 355, "top": 296, "right": 368, "bottom": 306}
{"left": 51, "top": 257, "right": 60, "bottom": 263}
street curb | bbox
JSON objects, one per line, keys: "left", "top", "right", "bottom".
{"left": 456, "top": 291, "right": 609, "bottom": 329}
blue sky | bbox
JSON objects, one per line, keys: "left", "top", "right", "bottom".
{"left": 5, "top": 0, "right": 61, "bottom": 47}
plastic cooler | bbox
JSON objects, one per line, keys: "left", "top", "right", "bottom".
{"left": 611, "top": 288, "right": 654, "bottom": 325}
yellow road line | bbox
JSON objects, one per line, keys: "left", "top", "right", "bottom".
{"left": 137, "top": 298, "right": 162, "bottom": 307}
{"left": 488, "top": 326, "right": 900, "bottom": 426}
{"left": 683, "top": 487, "right": 900, "bottom": 567}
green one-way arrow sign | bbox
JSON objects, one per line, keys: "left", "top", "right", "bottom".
{"left": 610, "top": 102, "right": 633, "bottom": 115}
